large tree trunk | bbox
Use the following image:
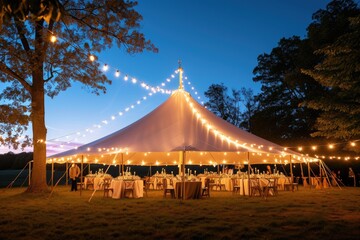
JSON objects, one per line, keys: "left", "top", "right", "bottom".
{"left": 26, "top": 19, "right": 49, "bottom": 192}
{"left": 27, "top": 71, "right": 48, "bottom": 193}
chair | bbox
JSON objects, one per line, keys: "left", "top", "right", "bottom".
{"left": 263, "top": 178, "right": 278, "bottom": 198}
{"left": 146, "top": 177, "right": 155, "bottom": 190}
{"left": 143, "top": 179, "right": 148, "bottom": 197}
{"left": 143, "top": 176, "right": 153, "bottom": 197}
{"left": 124, "top": 180, "right": 135, "bottom": 197}
{"left": 214, "top": 178, "right": 226, "bottom": 191}
{"left": 302, "top": 177, "right": 309, "bottom": 188}
{"left": 209, "top": 178, "right": 216, "bottom": 190}
{"left": 283, "top": 177, "right": 293, "bottom": 191}
{"left": 284, "top": 176, "right": 299, "bottom": 191}
{"left": 201, "top": 178, "right": 210, "bottom": 197}
{"left": 292, "top": 176, "right": 300, "bottom": 191}
{"left": 124, "top": 180, "right": 135, "bottom": 198}
{"left": 77, "top": 176, "right": 85, "bottom": 190}
{"left": 85, "top": 177, "right": 94, "bottom": 190}
{"left": 156, "top": 178, "right": 163, "bottom": 190}
{"left": 250, "top": 178, "right": 263, "bottom": 197}
{"left": 103, "top": 178, "right": 113, "bottom": 198}
{"left": 231, "top": 178, "right": 241, "bottom": 195}
{"left": 163, "top": 178, "right": 175, "bottom": 198}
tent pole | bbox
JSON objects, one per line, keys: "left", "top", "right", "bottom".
{"left": 319, "top": 160, "right": 323, "bottom": 190}
{"left": 149, "top": 165, "right": 152, "bottom": 177}
{"left": 300, "top": 162, "right": 305, "bottom": 187}
{"left": 80, "top": 155, "right": 83, "bottom": 196}
{"left": 247, "top": 152, "right": 250, "bottom": 196}
{"left": 51, "top": 158, "right": 54, "bottom": 190}
{"left": 300, "top": 162, "right": 304, "bottom": 178}
{"left": 65, "top": 162, "right": 68, "bottom": 186}
{"left": 179, "top": 151, "right": 185, "bottom": 200}
{"left": 119, "top": 164, "right": 121, "bottom": 176}
{"left": 308, "top": 161, "right": 311, "bottom": 189}
{"left": 28, "top": 160, "right": 32, "bottom": 187}
{"left": 289, "top": 155, "right": 294, "bottom": 191}
{"left": 121, "top": 153, "right": 124, "bottom": 176}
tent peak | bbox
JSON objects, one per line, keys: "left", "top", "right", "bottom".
{"left": 178, "top": 59, "right": 184, "bottom": 90}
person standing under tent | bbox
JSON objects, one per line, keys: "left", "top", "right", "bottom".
{"left": 348, "top": 167, "right": 356, "bottom": 187}
{"left": 69, "top": 163, "right": 81, "bottom": 191}
{"left": 266, "top": 165, "right": 272, "bottom": 175}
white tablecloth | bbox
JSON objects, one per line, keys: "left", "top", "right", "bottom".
{"left": 235, "top": 178, "right": 274, "bottom": 196}
{"left": 110, "top": 179, "right": 144, "bottom": 199}
{"left": 85, "top": 175, "right": 113, "bottom": 190}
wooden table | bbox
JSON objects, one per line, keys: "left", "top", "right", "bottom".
{"left": 175, "top": 181, "right": 202, "bottom": 199}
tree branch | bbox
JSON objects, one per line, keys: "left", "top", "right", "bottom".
{"left": 0, "top": 62, "right": 32, "bottom": 92}
{"left": 14, "top": 20, "right": 33, "bottom": 62}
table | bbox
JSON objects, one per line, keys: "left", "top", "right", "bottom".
{"left": 110, "top": 179, "right": 144, "bottom": 199}
{"left": 85, "top": 175, "right": 112, "bottom": 190}
{"left": 84, "top": 176, "right": 94, "bottom": 190}
{"left": 235, "top": 178, "right": 276, "bottom": 196}
{"left": 175, "top": 181, "right": 202, "bottom": 199}
{"left": 277, "top": 177, "right": 291, "bottom": 190}
{"left": 310, "top": 177, "right": 329, "bottom": 189}
{"left": 201, "top": 176, "right": 232, "bottom": 191}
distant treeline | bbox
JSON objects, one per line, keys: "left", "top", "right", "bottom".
{"left": 0, "top": 152, "right": 33, "bottom": 170}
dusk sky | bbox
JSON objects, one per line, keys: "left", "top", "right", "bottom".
{"left": 1, "top": 0, "right": 332, "bottom": 154}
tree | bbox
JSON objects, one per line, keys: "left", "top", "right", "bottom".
{"left": 252, "top": 36, "right": 322, "bottom": 143}
{"left": 302, "top": 14, "right": 360, "bottom": 144}
{"left": 239, "top": 87, "right": 257, "bottom": 132}
{"left": 251, "top": 0, "right": 359, "bottom": 145}
{"left": 0, "top": 0, "right": 157, "bottom": 192}
{"left": 204, "top": 83, "right": 243, "bottom": 127}
{"left": 204, "top": 83, "right": 231, "bottom": 121}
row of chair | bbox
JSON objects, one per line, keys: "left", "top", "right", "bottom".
{"left": 102, "top": 176, "right": 301, "bottom": 199}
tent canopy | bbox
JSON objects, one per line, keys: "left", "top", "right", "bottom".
{"left": 48, "top": 89, "right": 318, "bottom": 166}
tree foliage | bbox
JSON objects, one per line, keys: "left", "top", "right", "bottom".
{"left": 251, "top": 0, "right": 359, "bottom": 146}
{"left": 204, "top": 83, "right": 242, "bottom": 127}
{"left": 303, "top": 14, "right": 360, "bottom": 142}
{"left": 239, "top": 87, "right": 257, "bottom": 132}
{"left": 0, "top": 0, "right": 157, "bottom": 191}
{"left": 204, "top": 84, "right": 256, "bottom": 130}
{"left": 252, "top": 36, "right": 322, "bottom": 143}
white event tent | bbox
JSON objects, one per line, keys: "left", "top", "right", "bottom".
{"left": 48, "top": 67, "right": 318, "bottom": 171}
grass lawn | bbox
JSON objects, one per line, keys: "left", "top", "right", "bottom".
{"left": 1, "top": 186, "right": 359, "bottom": 240}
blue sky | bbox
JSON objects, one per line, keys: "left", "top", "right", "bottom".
{"left": 1, "top": 0, "right": 332, "bottom": 154}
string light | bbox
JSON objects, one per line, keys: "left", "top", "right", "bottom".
{"left": 45, "top": 69, "right": 177, "bottom": 150}
{"left": 182, "top": 73, "right": 203, "bottom": 102}
{"left": 35, "top": 33, "right": 360, "bottom": 162}
{"left": 50, "top": 35, "right": 57, "bottom": 43}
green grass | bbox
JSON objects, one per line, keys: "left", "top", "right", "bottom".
{"left": 1, "top": 186, "right": 360, "bottom": 240}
